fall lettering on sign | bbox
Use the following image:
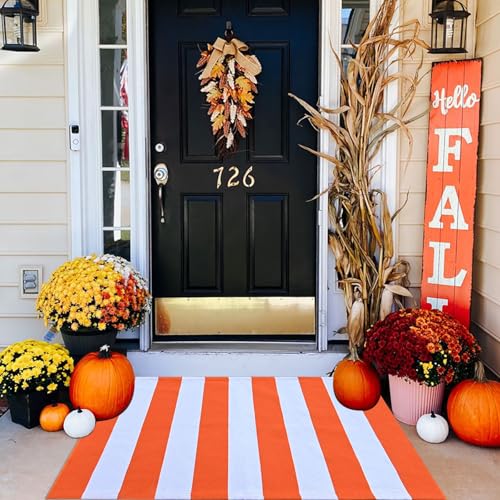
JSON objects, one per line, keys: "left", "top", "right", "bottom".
{"left": 421, "top": 60, "right": 482, "bottom": 327}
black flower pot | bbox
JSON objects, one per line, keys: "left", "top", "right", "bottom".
{"left": 61, "top": 329, "right": 117, "bottom": 359}
{"left": 7, "top": 391, "right": 56, "bottom": 429}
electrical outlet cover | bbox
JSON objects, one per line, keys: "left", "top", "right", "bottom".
{"left": 19, "top": 266, "right": 43, "bottom": 298}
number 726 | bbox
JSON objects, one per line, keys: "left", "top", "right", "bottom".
{"left": 212, "top": 166, "right": 255, "bottom": 189}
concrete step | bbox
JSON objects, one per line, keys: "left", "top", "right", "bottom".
{"left": 128, "top": 346, "right": 346, "bottom": 376}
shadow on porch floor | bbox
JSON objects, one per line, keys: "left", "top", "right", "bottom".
{"left": 0, "top": 407, "right": 498, "bottom": 500}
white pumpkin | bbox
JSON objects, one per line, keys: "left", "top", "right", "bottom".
{"left": 416, "top": 411, "right": 449, "bottom": 444}
{"left": 63, "top": 408, "right": 96, "bottom": 438}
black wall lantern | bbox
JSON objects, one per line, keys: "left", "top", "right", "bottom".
{"left": 1, "top": 0, "right": 39, "bottom": 52}
{"left": 429, "top": 0, "right": 470, "bottom": 54}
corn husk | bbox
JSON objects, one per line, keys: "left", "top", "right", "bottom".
{"left": 290, "top": 0, "right": 426, "bottom": 347}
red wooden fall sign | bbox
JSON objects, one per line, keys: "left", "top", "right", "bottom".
{"left": 421, "top": 59, "right": 482, "bottom": 327}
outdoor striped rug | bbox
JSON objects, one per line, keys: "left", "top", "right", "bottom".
{"left": 48, "top": 377, "right": 444, "bottom": 500}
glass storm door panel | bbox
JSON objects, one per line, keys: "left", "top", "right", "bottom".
{"left": 149, "top": 0, "right": 319, "bottom": 340}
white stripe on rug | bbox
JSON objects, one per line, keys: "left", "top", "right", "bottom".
{"left": 228, "top": 377, "right": 264, "bottom": 500}
{"left": 82, "top": 377, "right": 159, "bottom": 499}
{"left": 155, "top": 377, "right": 205, "bottom": 500}
{"left": 276, "top": 377, "right": 338, "bottom": 500}
{"left": 322, "top": 378, "right": 411, "bottom": 500}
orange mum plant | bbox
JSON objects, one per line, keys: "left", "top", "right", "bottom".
{"left": 363, "top": 308, "right": 481, "bottom": 387}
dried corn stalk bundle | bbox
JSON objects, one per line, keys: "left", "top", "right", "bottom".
{"left": 197, "top": 37, "right": 262, "bottom": 159}
{"left": 291, "top": 0, "right": 428, "bottom": 349}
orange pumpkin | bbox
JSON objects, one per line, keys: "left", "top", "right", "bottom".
{"left": 447, "top": 361, "right": 500, "bottom": 447}
{"left": 333, "top": 351, "right": 381, "bottom": 411}
{"left": 39, "top": 402, "right": 70, "bottom": 432}
{"left": 69, "top": 345, "right": 135, "bottom": 420}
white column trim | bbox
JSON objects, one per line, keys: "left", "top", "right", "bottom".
{"left": 65, "top": 0, "right": 83, "bottom": 258}
{"left": 127, "top": 0, "right": 151, "bottom": 351}
{"left": 317, "top": 0, "right": 341, "bottom": 351}
{"left": 377, "top": 0, "right": 400, "bottom": 259}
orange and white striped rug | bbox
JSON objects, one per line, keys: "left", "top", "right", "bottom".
{"left": 48, "top": 377, "right": 444, "bottom": 500}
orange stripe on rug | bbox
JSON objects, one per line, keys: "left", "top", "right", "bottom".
{"left": 365, "top": 400, "right": 445, "bottom": 500}
{"left": 118, "top": 377, "right": 182, "bottom": 499}
{"left": 46, "top": 417, "right": 117, "bottom": 499}
{"left": 252, "top": 377, "right": 301, "bottom": 500}
{"left": 191, "top": 377, "right": 229, "bottom": 500}
{"left": 299, "top": 377, "right": 375, "bottom": 500}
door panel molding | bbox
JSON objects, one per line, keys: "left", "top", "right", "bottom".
{"left": 248, "top": 194, "right": 289, "bottom": 293}
{"left": 248, "top": 42, "right": 290, "bottom": 162}
{"left": 247, "top": 0, "right": 290, "bottom": 16}
{"left": 183, "top": 195, "right": 223, "bottom": 292}
{"left": 180, "top": 42, "right": 220, "bottom": 163}
{"left": 178, "top": 0, "right": 222, "bottom": 16}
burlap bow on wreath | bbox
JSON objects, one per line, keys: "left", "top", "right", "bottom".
{"left": 197, "top": 36, "right": 262, "bottom": 159}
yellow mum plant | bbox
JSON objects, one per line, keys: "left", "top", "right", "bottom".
{"left": 0, "top": 340, "right": 73, "bottom": 396}
{"left": 36, "top": 254, "right": 151, "bottom": 334}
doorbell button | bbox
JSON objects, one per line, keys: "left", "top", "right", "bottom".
{"left": 155, "top": 143, "right": 165, "bottom": 153}
{"left": 69, "top": 124, "right": 81, "bottom": 151}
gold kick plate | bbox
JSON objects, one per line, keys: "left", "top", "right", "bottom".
{"left": 155, "top": 297, "right": 315, "bottom": 335}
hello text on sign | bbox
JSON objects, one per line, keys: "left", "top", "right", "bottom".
{"left": 421, "top": 60, "right": 482, "bottom": 327}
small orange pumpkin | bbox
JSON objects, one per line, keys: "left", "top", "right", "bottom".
{"left": 447, "top": 361, "right": 500, "bottom": 447}
{"left": 69, "top": 345, "right": 135, "bottom": 420}
{"left": 39, "top": 402, "right": 70, "bottom": 432}
{"left": 333, "top": 350, "right": 381, "bottom": 411}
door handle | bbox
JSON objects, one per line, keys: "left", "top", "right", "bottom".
{"left": 154, "top": 163, "right": 169, "bottom": 223}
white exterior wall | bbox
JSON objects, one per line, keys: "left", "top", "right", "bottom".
{"left": 396, "top": 1, "right": 499, "bottom": 374}
{"left": 471, "top": 0, "right": 500, "bottom": 375}
{"left": 0, "top": 0, "right": 68, "bottom": 346}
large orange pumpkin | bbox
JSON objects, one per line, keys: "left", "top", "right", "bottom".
{"left": 39, "top": 403, "right": 70, "bottom": 432}
{"left": 447, "top": 361, "right": 500, "bottom": 447}
{"left": 333, "top": 351, "right": 381, "bottom": 411}
{"left": 69, "top": 345, "right": 135, "bottom": 420}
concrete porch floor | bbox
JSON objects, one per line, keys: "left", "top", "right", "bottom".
{"left": 0, "top": 409, "right": 498, "bottom": 500}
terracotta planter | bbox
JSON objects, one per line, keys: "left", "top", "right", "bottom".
{"left": 388, "top": 375, "right": 445, "bottom": 425}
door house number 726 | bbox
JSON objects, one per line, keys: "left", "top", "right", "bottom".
{"left": 212, "top": 166, "right": 255, "bottom": 189}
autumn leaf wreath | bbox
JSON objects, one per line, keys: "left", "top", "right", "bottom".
{"left": 197, "top": 36, "right": 262, "bottom": 158}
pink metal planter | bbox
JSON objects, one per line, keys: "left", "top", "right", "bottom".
{"left": 388, "top": 375, "right": 445, "bottom": 425}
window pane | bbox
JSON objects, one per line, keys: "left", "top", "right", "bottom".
{"left": 104, "top": 230, "right": 130, "bottom": 260}
{"left": 99, "top": 0, "right": 127, "bottom": 44}
{"left": 102, "top": 110, "right": 129, "bottom": 168}
{"left": 342, "top": 2, "right": 370, "bottom": 45}
{"left": 102, "top": 171, "right": 131, "bottom": 228}
{"left": 100, "top": 49, "right": 128, "bottom": 106}
{"left": 341, "top": 47, "right": 356, "bottom": 73}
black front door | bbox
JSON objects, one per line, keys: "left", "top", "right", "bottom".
{"left": 150, "top": 0, "right": 319, "bottom": 340}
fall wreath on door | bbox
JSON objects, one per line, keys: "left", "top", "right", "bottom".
{"left": 197, "top": 25, "right": 262, "bottom": 159}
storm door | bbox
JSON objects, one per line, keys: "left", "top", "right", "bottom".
{"left": 150, "top": 0, "right": 319, "bottom": 340}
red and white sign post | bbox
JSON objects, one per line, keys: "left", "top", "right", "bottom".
{"left": 421, "top": 59, "right": 482, "bottom": 327}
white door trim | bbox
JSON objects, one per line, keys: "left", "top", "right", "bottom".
{"left": 318, "top": 0, "right": 341, "bottom": 351}
{"left": 65, "top": 0, "right": 397, "bottom": 353}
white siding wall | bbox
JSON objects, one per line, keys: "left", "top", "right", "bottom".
{"left": 397, "top": 1, "right": 499, "bottom": 375}
{"left": 471, "top": 0, "right": 500, "bottom": 374}
{"left": 0, "top": 0, "right": 68, "bottom": 346}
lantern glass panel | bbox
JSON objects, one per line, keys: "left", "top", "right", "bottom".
{"left": 22, "top": 15, "right": 35, "bottom": 45}
{"left": 3, "top": 13, "right": 22, "bottom": 46}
